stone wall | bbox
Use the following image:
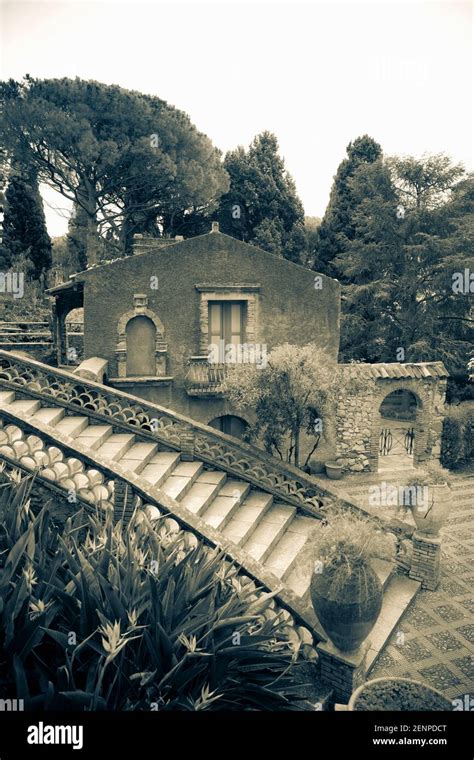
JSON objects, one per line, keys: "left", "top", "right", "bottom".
{"left": 334, "top": 367, "right": 448, "bottom": 473}
{"left": 335, "top": 381, "right": 375, "bottom": 472}
{"left": 75, "top": 230, "right": 341, "bottom": 427}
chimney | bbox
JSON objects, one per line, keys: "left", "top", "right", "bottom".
{"left": 132, "top": 233, "right": 178, "bottom": 255}
{"left": 211, "top": 221, "right": 220, "bottom": 233}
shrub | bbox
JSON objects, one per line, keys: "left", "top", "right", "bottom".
{"left": 0, "top": 471, "right": 308, "bottom": 710}
{"left": 225, "top": 344, "right": 364, "bottom": 468}
{"left": 441, "top": 403, "right": 474, "bottom": 470}
{"left": 305, "top": 506, "right": 395, "bottom": 567}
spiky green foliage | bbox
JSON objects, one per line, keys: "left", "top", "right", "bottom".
{"left": 0, "top": 471, "right": 308, "bottom": 710}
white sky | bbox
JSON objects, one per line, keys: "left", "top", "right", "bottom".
{"left": 1, "top": 0, "right": 473, "bottom": 237}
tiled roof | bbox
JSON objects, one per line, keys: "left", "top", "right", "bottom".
{"left": 339, "top": 361, "right": 449, "bottom": 379}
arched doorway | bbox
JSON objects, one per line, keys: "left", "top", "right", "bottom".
{"left": 378, "top": 389, "right": 420, "bottom": 472}
{"left": 126, "top": 316, "right": 156, "bottom": 376}
{"left": 209, "top": 415, "right": 249, "bottom": 439}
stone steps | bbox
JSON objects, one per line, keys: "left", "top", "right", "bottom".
{"left": 367, "top": 574, "right": 420, "bottom": 671}
{"left": 180, "top": 471, "right": 227, "bottom": 514}
{"left": 141, "top": 451, "right": 181, "bottom": 486}
{"left": 160, "top": 461, "right": 204, "bottom": 500}
{"left": 0, "top": 386, "right": 421, "bottom": 661}
{"left": 242, "top": 505, "right": 297, "bottom": 563}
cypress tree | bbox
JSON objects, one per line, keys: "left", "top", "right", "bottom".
{"left": 1, "top": 162, "right": 52, "bottom": 278}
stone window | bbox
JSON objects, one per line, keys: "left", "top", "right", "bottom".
{"left": 115, "top": 294, "right": 168, "bottom": 378}
{"left": 209, "top": 302, "right": 245, "bottom": 358}
{"left": 195, "top": 284, "right": 260, "bottom": 355}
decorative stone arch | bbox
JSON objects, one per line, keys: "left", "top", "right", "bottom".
{"left": 115, "top": 294, "right": 168, "bottom": 377}
{"left": 369, "top": 381, "right": 430, "bottom": 471}
{"left": 335, "top": 363, "right": 448, "bottom": 473}
{"left": 50, "top": 284, "right": 84, "bottom": 366}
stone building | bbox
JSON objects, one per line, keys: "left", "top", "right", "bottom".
{"left": 48, "top": 224, "right": 340, "bottom": 436}
{"left": 47, "top": 224, "right": 448, "bottom": 472}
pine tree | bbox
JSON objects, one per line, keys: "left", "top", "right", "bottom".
{"left": 314, "top": 135, "right": 382, "bottom": 276}
{"left": 1, "top": 77, "right": 229, "bottom": 264}
{"left": 66, "top": 201, "right": 89, "bottom": 272}
{"left": 336, "top": 154, "right": 471, "bottom": 373}
{"left": 1, "top": 163, "right": 52, "bottom": 278}
{"left": 217, "top": 132, "right": 307, "bottom": 263}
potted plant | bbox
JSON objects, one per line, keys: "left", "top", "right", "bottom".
{"left": 309, "top": 507, "right": 395, "bottom": 652}
{"left": 348, "top": 677, "right": 452, "bottom": 711}
{"left": 406, "top": 466, "right": 452, "bottom": 536}
{"left": 324, "top": 460, "right": 344, "bottom": 480}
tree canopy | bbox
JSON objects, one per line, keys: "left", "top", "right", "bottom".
{"left": 225, "top": 343, "right": 339, "bottom": 468}
{"left": 216, "top": 132, "right": 307, "bottom": 263}
{"left": 0, "top": 159, "right": 51, "bottom": 278}
{"left": 335, "top": 153, "right": 472, "bottom": 374}
{"left": 0, "top": 77, "right": 229, "bottom": 265}
{"left": 313, "top": 135, "right": 382, "bottom": 276}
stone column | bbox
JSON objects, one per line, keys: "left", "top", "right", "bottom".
{"left": 414, "top": 407, "right": 429, "bottom": 466}
{"left": 409, "top": 531, "right": 441, "bottom": 591}
{"left": 51, "top": 302, "right": 61, "bottom": 366}
{"left": 179, "top": 428, "right": 195, "bottom": 461}
{"left": 316, "top": 639, "right": 371, "bottom": 704}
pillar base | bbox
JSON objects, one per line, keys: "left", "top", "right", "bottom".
{"left": 409, "top": 531, "right": 441, "bottom": 590}
{"left": 179, "top": 429, "right": 195, "bottom": 461}
{"left": 316, "top": 638, "right": 370, "bottom": 704}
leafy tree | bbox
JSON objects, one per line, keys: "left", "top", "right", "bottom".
{"left": 0, "top": 160, "right": 51, "bottom": 278}
{"left": 225, "top": 344, "right": 341, "bottom": 468}
{"left": 216, "top": 132, "right": 307, "bottom": 263}
{"left": 313, "top": 135, "right": 382, "bottom": 275}
{"left": 0, "top": 77, "right": 229, "bottom": 264}
{"left": 252, "top": 217, "right": 284, "bottom": 256}
{"left": 304, "top": 216, "right": 321, "bottom": 267}
{"left": 51, "top": 234, "right": 81, "bottom": 279}
{"left": 336, "top": 154, "right": 472, "bottom": 373}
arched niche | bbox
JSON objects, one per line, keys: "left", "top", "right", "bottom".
{"left": 115, "top": 294, "right": 168, "bottom": 378}
{"left": 126, "top": 316, "right": 156, "bottom": 376}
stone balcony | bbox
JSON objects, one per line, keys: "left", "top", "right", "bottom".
{"left": 184, "top": 356, "right": 228, "bottom": 396}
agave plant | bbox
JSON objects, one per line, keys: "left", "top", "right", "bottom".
{"left": 0, "top": 468, "right": 310, "bottom": 710}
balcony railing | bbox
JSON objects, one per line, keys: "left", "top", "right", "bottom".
{"left": 185, "top": 356, "right": 228, "bottom": 396}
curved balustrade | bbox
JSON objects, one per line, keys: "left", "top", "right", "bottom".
{"left": 0, "top": 350, "right": 415, "bottom": 555}
{"left": 0, "top": 425, "right": 320, "bottom": 640}
{"left": 0, "top": 350, "right": 328, "bottom": 513}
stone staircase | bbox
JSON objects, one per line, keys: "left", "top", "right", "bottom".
{"left": 0, "top": 353, "right": 421, "bottom": 668}
{"left": 0, "top": 387, "right": 318, "bottom": 601}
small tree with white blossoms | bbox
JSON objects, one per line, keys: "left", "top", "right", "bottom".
{"left": 225, "top": 343, "right": 340, "bottom": 469}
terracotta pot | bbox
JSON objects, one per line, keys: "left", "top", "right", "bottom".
{"left": 310, "top": 558, "right": 383, "bottom": 652}
{"left": 325, "top": 460, "right": 343, "bottom": 480}
{"left": 308, "top": 458, "right": 325, "bottom": 475}
{"left": 411, "top": 483, "right": 452, "bottom": 536}
{"left": 348, "top": 677, "right": 452, "bottom": 711}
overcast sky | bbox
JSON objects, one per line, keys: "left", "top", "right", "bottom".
{"left": 2, "top": 0, "right": 472, "bottom": 237}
